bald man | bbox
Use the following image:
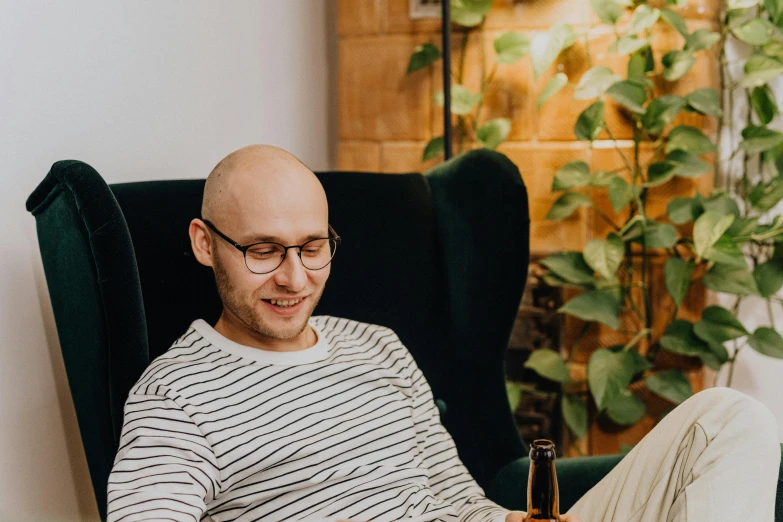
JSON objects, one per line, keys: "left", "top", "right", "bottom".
{"left": 106, "top": 146, "right": 779, "bottom": 522}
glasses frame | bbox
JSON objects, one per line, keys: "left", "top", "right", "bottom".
{"left": 202, "top": 219, "right": 341, "bottom": 275}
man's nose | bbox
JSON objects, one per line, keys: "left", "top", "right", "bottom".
{"left": 273, "top": 250, "right": 307, "bottom": 290}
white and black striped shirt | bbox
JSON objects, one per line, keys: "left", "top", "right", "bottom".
{"left": 107, "top": 316, "right": 509, "bottom": 522}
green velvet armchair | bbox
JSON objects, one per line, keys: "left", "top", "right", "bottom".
{"left": 27, "top": 150, "right": 783, "bottom": 521}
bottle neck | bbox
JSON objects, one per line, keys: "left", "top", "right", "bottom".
{"left": 526, "top": 458, "right": 560, "bottom": 519}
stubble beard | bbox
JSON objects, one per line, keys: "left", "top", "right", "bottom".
{"left": 213, "top": 253, "right": 324, "bottom": 342}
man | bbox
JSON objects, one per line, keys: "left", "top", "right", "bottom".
{"left": 107, "top": 145, "right": 780, "bottom": 522}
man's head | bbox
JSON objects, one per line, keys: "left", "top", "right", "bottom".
{"left": 189, "top": 145, "right": 332, "bottom": 351}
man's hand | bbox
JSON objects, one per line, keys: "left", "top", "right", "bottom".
{"left": 505, "top": 511, "right": 583, "bottom": 522}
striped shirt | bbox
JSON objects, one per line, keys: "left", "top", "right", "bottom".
{"left": 107, "top": 316, "right": 510, "bottom": 522}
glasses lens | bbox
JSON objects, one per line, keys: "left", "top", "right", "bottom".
{"left": 245, "top": 243, "right": 286, "bottom": 274}
{"left": 300, "top": 238, "right": 337, "bottom": 270}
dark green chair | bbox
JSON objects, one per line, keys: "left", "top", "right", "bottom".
{"left": 26, "top": 150, "right": 783, "bottom": 521}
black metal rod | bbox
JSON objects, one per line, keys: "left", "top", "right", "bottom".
{"left": 441, "top": 0, "right": 453, "bottom": 160}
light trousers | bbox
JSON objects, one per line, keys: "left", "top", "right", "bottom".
{"left": 567, "top": 387, "right": 781, "bottom": 521}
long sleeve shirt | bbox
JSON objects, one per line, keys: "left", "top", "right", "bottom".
{"left": 107, "top": 316, "right": 510, "bottom": 522}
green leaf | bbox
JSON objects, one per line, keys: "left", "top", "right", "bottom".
{"left": 660, "top": 319, "right": 708, "bottom": 356}
{"left": 574, "top": 66, "right": 622, "bottom": 100}
{"left": 751, "top": 86, "right": 778, "bottom": 126}
{"left": 450, "top": 0, "right": 492, "bottom": 26}
{"left": 660, "top": 8, "right": 689, "bottom": 37}
{"left": 642, "top": 95, "right": 685, "bottom": 134}
{"left": 423, "top": 136, "right": 444, "bottom": 161}
{"left": 741, "top": 55, "right": 783, "bottom": 88}
{"left": 540, "top": 252, "right": 596, "bottom": 284}
{"left": 433, "top": 86, "right": 482, "bottom": 115}
{"left": 624, "top": 219, "right": 678, "bottom": 248}
{"left": 646, "top": 162, "right": 678, "bottom": 186}
{"left": 662, "top": 50, "right": 697, "bottom": 81}
{"left": 606, "top": 80, "right": 647, "bottom": 114}
{"left": 546, "top": 192, "right": 593, "bottom": 220}
{"left": 553, "top": 161, "right": 591, "bottom": 191}
{"left": 612, "top": 36, "right": 653, "bottom": 56}
{"left": 667, "top": 197, "right": 701, "bottom": 224}
{"left": 685, "top": 29, "right": 721, "bottom": 51}
{"left": 686, "top": 88, "right": 722, "bottom": 117}
{"left": 703, "top": 264, "right": 760, "bottom": 296}
{"left": 590, "top": 0, "right": 624, "bottom": 24}
{"left": 559, "top": 290, "right": 621, "bottom": 329}
{"left": 537, "top": 73, "right": 568, "bottom": 109}
{"left": 561, "top": 394, "right": 588, "bottom": 438}
{"left": 764, "top": 39, "right": 783, "bottom": 59}
{"left": 506, "top": 381, "right": 524, "bottom": 412}
{"left": 732, "top": 18, "right": 775, "bottom": 45}
{"left": 703, "top": 235, "right": 747, "bottom": 268}
{"left": 726, "top": 216, "right": 759, "bottom": 238}
{"left": 754, "top": 259, "right": 783, "bottom": 297}
{"left": 605, "top": 389, "right": 647, "bottom": 425}
{"left": 587, "top": 348, "right": 636, "bottom": 408}
{"left": 766, "top": 0, "right": 783, "bottom": 22}
{"left": 665, "top": 125, "right": 716, "bottom": 154}
{"left": 590, "top": 170, "right": 615, "bottom": 187}
{"left": 693, "top": 306, "right": 749, "bottom": 345}
{"left": 477, "top": 118, "right": 512, "bottom": 149}
{"left": 748, "top": 327, "right": 783, "bottom": 358}
{"left": 665, "top": 149, "right": 712, "bottom": 179}
{"left": 407, "top": 43, "right": 442, "bottom": 74}
{"left": 608, "top": 175, "right": 639, "bottom": 213}
{"left": 627, "top": 49, "right": 652, "bottom": 82}
{"left": 645, "top": 370, "right": 693, "bottom": 404}
{"left": 574, "top": 100, "right": 605, "bottom": 141}
{"left": 494, "top": 32, "right": 532, "bottom": 64}
{"left": 702, "top": 341, "right": 730, "bottom": 371}
{"left": 531, "top": 23, "right": 576, "bottom": 78}
{"left": 665, "top": 257, "right": 695, "bottom": 308}
{"left": 740, "top": 126, "right": 783, "bottom": 153}
{"left": 750, "top": 176, "right": 783, "bottom": 211}
{"left": 703, "top": 193, "right": 740, "bottom": 218}
{"left": 525, "top": 348, "right": 571, "bottom": 382}
{"left": 627, "top": 5, "right": 660, "bottom": 34}
{"left": 584, "top": 233, "right": 625, "bottom": 279}
{"left": 694, "top": 210, "right": 735, "bottom": 258}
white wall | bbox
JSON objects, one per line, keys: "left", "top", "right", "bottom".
{"left": 0, "top": 1, "right": 334, "bottom": 519}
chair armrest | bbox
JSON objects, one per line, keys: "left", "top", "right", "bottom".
{"left": 487, "top": 453, "right": 625, "bottom": 513}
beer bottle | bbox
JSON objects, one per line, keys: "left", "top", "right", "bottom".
{"left": 523, "top": 439, "right": 560, "bottom": 521}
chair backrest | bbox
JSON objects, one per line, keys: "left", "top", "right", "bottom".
{"left": 26, "top": 149, "right": 530, "bottom": 520}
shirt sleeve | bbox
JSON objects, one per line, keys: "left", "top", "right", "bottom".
{"left": 405, "top": 350, "right": 511, "bottom": 522}
{"left": 107, "top": 393, "right": 221, "bottom": 522}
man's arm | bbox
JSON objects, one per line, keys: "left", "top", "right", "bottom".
{"left": 107, "top": 393, "right": 221, "bottom": 522}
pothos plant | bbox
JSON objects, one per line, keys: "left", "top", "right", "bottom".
{"left": 408, "top": 0, "right": 783, "bottom": 447}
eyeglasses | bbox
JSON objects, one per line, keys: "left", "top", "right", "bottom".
{"left": 202, "top": 219, "right": 341, "bottom": 275}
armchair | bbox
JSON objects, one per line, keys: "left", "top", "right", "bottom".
{"left": 26, "top": 149, "right": 782, "bottom": 520}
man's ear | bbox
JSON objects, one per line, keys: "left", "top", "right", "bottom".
{"left": 189, "top": 219, "right": 214, "bottom": 267}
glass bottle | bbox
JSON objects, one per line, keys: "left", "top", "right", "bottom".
{"left": 523, "top": 439, "right": 560, "bottom": 521}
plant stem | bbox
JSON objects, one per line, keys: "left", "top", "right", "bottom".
{"left": 726, "top": 342, "right": 745, "bottom": 388}
{"left": 594, "top": 205, "right": 621, "bottom": 231}
{"left": 768, "top": 298, "right": 776, "bottom": 330}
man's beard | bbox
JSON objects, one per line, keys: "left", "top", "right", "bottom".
{"left": 212, "top": 253, "right": 323, "bottom": 342}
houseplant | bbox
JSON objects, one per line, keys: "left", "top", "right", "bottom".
{"left": 408, "top": 0, "right": 783, "bottom": 450}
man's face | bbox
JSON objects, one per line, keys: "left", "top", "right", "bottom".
{"left": 207, "top": 175, "right": 331, "bottom": 345}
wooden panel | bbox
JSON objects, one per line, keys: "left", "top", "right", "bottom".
{"left": 379, "top": 141, "right": 442, "bottom": 173}
{"left": 485, "top": 0, "right": 595, "bottom": 30}
{"left": 337, "top": 141, "right": 381, "bottom": 171}
{"left": 338, "top": 0, "right": 382, "bottom": 36}
{"left": 339, "top": 35, "right": 432, "bottom": 140}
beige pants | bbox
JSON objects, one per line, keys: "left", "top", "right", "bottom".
{"left": 567, "top": 388, "right": 781, "bottom": 521}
